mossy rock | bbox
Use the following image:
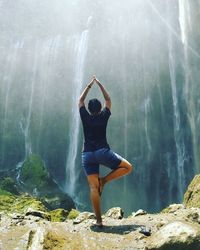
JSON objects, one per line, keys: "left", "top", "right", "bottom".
{"left": 43, "top": 231, "right": 67, "bottom": 249}
{"left": 67, "top": 209, "right": 80, "bottom": 219}
{"left": 50, "top": 209, "right": 69, "bottom": 222}
{"left": 0, "top": 190, "right": 49, "bottom": 214}
{"left": 13, "top": 195, "right": 48, "bottom": 213}
{"left": 0, "top": 177, "right": 19, "bottom": 195}
{"left": 20, "top": 154, "right": 49, "bottom": 192}
{"left": 0, "top": 188, "right": 13, "bottom": 196}
{"left": 0, "top": 189, "right": 16, "bottom": 212}
{"left": 41, "top": 193, "right": 75, "bottom": 211}
{"left": 184, "top": 175, "right": 200, "bottom": 208}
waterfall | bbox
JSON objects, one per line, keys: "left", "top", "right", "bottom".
{"left": 1, "top": 0, "right": 200, "bottom": 213}
{"left": 22, "top": 44, "right": 38, "bottom": 157}
{"left": 0, "top": 42, "right": 23, "bottom": 168}
{"left": 179, "top": 0, "right": 200, "bottom": 173}
{"left": 64, "top": 16, "right": 92, "bottom": 197}
{"left": 167, "top": 29, "right": 186, "bottom": 200}
{"left": 16, "top": 42, "right": 38, "bottom": 183}
{"left": 36, "top": 36, "right": 61, "bottom": 152}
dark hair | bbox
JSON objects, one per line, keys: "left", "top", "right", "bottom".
{"left": 88, "top": 98, "right": 102, "bottom": 114}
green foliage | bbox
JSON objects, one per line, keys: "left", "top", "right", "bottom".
{"left": 20, "top": 154, "right": 49, "bottom": 191}
{"left": 67, "top": 209, "right": 79, "bottom": 219}
{"left": 50, "top": 208, "right": 69, "bottom": 222}
{"left": 0, "top": 188, "right": 13, "bottom": 196}
{"left": 0, "top": 177, "right": 19, "bottom": 195}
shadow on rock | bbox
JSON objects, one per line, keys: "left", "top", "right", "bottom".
{"left": 90, "top": 223, "right": 143, "bottom": 234}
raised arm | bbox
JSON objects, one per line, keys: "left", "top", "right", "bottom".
{"left": 95, "top": 77, "right": 111, "bottom": 110}
{"left": 78, "top": 76, "right": 95, "bottom": 108}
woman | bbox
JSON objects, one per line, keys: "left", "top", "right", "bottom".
{"left": 78, "top": 76, "right": 133, "bottom": 227}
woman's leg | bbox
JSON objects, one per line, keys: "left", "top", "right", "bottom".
{"left": 100, "top": 159, "right": 133, "bottom": 192}
{"left": 87, "top": 173, "right": 103, "bottom": 225}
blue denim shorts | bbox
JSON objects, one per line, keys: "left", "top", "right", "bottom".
{"left": 82, "top": 148, "right": 123, "bottom": 175}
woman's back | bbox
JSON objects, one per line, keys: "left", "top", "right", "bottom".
{"left": 79, "top": 106, "right": 111, "bottom": 152}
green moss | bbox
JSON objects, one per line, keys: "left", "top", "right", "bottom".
{"left": 20, "top": 154, "right": 49, "bottom": 192}
{"left": 0, "top": 188, "right": 13, "bottom": 196}
{"left": 50, "top": 209, "right": 69, "bottom": 222}
{"left": 67, "top": 209, "right": 79, "bottom": 219}
{"left": 184, "top": 175, "right": 200, "bottom": 208}
{"left": 0, "top": 190, "right": 16, "bottom": 212}
{"left": 0, "top": 177, "right": 19, "bottom": 194}
{"left": 43, "top": 231, "right": 66, "bottom": 249}
{"left": 0, "top": 191, "right": 49, "bottom": 214}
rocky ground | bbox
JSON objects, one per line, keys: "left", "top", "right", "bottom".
{"left": 1, "top": 205, "right": 200, "bottom": 250}
{"left": 1, "top": 175, "right": 200, "bottom": 250}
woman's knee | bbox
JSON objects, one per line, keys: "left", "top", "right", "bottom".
{"left": 87, "top": 175, "right": 100, "bottom": 192}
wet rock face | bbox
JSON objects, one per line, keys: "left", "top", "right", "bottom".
{"left": 184, "top": 175, "right": 200, "bottom": 208}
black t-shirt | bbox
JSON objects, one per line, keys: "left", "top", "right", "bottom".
{"left": 79, "top": 106, "right": 111, "bottom": 152}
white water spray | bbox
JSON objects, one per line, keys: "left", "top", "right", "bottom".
{"left": 178, "top": 0, "right": 200, "bottom": 173}
{"left": 64, "top": 16, "right": 92, "bottom": 197}
{"left": 16, "top": 42, "right": 38, "bottom": 183}
{"left": 168, "top": 29, "right": 186, "bottom": 200}
{"left": 0, "top": 42, "right": 23, "bottom": 167}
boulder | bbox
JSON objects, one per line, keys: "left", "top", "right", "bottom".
{"left": 17, "top": 154, "right": 75, "bottom": 212}
{"left": 132, "top": 209, "right": 147, "bottom": 217}
{"left": 147, "top": 221, "right": 200, "bottom": 250}
{"left": 73, "top": 212, "right": 95, "bottom": 224}
{"left": 42, "top": 192, "right": 75, "bottom": 211}
{"left": 162, "top": 204, "right": 185, "bottom": 214}
{"left": 25, "top": 208, "right": 51, "bottom": 221}
{"left": 105, "top": 207, "right": 124, "bottom": 219}
{"left": 186, "top": 208, "right": 200, "bottom": 224}
{"left": 184, "top": 175, "right": 200, "bottom": 208}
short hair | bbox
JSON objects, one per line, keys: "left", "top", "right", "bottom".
{"left": 88, "top": 98, "right": 102, "bottom": 114}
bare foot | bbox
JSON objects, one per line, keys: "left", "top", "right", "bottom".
{"left": 93, "top": 220, "right": 103, "bottom": 228}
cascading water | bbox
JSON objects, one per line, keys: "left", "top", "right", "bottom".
{"left": 168, "top": 33, "right": 186, "bottom": 199}
{"left": 64, "top": 16, "right": 92, "bottom": 198}
{"left": 16, "top": 43, "right": 38, "bottom": 183}
{"left": 0, "top": 42, "right": 23, "bottom": 168}
{"left": 179, "top": 0, "right": 200, "bottom": 174}
{"left": 167, "top": 1, "right": 188, "bottom": 200}
{"left": 35, "top": 36, "right": 61, "bottom": 152}
{"left": 0, "top": 1, "right": 200, "bottom": 214}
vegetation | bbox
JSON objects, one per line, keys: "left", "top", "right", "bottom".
{"left": 67, "top": 209, "right": 80, "bottom": 219}
{"left": 20, "top": 154, "right": 49, "bottom": 193}
{"left": 50, "top": 209, "right": 69, "bottom": 222}
{"left": 0, "top": 190, "right": 49, "bottom": 214}
{"left": 0, "top": 177, "right": 19, "bottom": 195}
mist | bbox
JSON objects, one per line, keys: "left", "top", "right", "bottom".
{"left": 0, "top": 0, "right": 200, "bottom": 214}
